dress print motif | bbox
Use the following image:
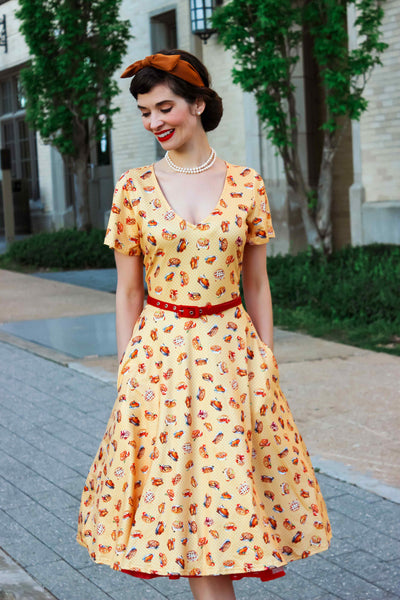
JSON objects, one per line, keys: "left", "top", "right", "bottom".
{"left": 77, "top": 163, "right": 332, "bottom": 579}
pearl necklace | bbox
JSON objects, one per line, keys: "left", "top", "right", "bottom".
{"left": 165, "top": 147, "right": 216, "bottom": 174}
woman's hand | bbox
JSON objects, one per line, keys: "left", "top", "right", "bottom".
{"left": 242, "top": 243, "right": 274, "bottom": 351}
{"left": 114, "top": 251, "right": 145, "bottom": 362}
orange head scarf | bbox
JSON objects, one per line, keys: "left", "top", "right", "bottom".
{"left": 120, "top": 53, "right": 205, "bottom": 88}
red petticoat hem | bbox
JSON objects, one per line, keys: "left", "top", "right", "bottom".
{"left": 121, "top": 567, "right": 285, "bottom": 581}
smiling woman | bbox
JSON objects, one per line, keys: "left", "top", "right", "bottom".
{"left": 128, "top": 50, "right": 223, "bottom": 133}
{"left": 132, "top": 68, "right": 226, "bottom": 227}
{"left": 76, "top": 49, "right": 332, "bottom": 600}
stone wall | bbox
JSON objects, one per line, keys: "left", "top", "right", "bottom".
{"left": 360, "top": 0, "right": 400, "bottom": 204}
{"left": 0, "top": 0, "right": 28, "bottom": 71}
{"left": 348, "top": 0, "right": 400, "bottom": 245}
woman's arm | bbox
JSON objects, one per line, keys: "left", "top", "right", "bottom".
{"left": 114, "top": 251, "right": 145, "bottom": 362}
{"left": 242, "top": 243, "right": 274, "bottom": 351}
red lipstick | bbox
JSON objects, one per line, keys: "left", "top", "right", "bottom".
{"left": 156, "top": 129, "right": 175, "bottom": 142}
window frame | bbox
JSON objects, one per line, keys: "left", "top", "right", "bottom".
{"left": 0, "top": 70, "right": 39, "bottom": 199}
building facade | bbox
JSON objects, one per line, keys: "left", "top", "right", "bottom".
{"left": 0, "top": 0, "right": 399, "bottom": 251}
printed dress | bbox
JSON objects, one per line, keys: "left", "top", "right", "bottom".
{"left": 77, "top": 163, "right": 332, "bottom": 580}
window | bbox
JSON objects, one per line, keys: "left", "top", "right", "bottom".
{"left": 0, "top": 79, "right": 12, "bottom": 115}
{"left": 150, "top": 10, "right": 178, "bottom": 158}
{"left": 0, "top": 74, "right": 39, "bottom": 199}
{"left": 96, "top": 114, "right": 111, "bottom": 166}
{"left": 97, "top": 129, "right": 111, "bottom": 166}
{"left": 150, "top": 10, "right": 177, "bottom": 53}
{"left": 16, "top": 78, "right": 27, "bottom": 109}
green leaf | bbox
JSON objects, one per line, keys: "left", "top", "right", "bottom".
{"left": 16, "top": 0, "right": 132, "bottom": 161}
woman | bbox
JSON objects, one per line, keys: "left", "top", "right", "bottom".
{"left": 77, "top": 50, "right": 331, "bottom": 600}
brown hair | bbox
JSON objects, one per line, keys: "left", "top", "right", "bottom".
{"left": 129, "top": 49, "right": 223, "bottom": 132}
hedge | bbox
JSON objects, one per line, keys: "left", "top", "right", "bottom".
{"left": 5, "top": 229, "right": 115, "bottom": 269}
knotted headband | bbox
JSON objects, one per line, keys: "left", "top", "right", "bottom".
{"left": 120, "top": 53, "right": 205, "bottom": 88}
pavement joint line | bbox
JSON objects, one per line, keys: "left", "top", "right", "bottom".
{"left": 277, "top": 353, "right": 371, "bottom": 364}
{"left": 0, "top": 466, "right": 79, "bottom": 512}
{"left": 24, "top": 560, "right": 117, "bottom": 600}
{"left": 0, "top": 394, "right": 103, "bottom": 437}
{"left": 1, "top": 510, "right": 89, "bottom": 574}
{"left": 291, "top": 561, "right": 394, "bottom": 599}
{"left": 0, "top": 444, "right": 85, "bottom": 492}
{"left": 0, "top": 516, "right": 65, "bottom": 564}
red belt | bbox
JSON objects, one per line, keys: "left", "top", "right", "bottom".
{"left": 147, "top": 295, "right": 242, "bottom": 318}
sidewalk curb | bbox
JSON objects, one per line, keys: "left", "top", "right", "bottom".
{"left": 0, "top": 548, "right": 56, "bottom": 600}
{"left": 0, "top": 331, "right": 72, "bottom": 366}
{"left": 313, "top": 456, "right": 400, "bottom": 505}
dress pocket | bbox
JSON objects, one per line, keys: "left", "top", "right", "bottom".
{"left": 259, "top": 338, "right": 275, "bottom": 357}
{"left": 116, "top": 346, "right": 129, "bottom": 386}
{"left": 258, "top": 337, "right": 279, "bottom": 368}
{"left": 116, "top": 312, "right": 145, "bottom": 386}
{"left": 244, "top": 311, "right": 277, "bottom": 362}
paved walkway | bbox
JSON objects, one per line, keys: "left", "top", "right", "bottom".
{"left": 0, "top": 268, "right": 399, "bottom": 599}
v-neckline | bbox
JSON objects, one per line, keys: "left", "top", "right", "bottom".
{"left": 150, "top": 162, "right": 230, "bottom": 229}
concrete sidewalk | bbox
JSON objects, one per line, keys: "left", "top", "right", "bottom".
{"left": 0, "top": 268, "right": 399, "bottom": 599}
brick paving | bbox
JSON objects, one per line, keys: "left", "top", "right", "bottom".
{"left": 0, "top": 340, "right": 399, "bottom": 600}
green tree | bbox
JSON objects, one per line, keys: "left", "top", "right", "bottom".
{"left": 213, "top": 0, "right": 387, "bottom": 251}
{"left": 16, "top": 0, "right": 131, "bottom": 230}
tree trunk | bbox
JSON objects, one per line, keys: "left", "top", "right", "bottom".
{"left": 289, "top": 157, "right": 323, "bottom": 250}
{"left": 300, "top": 198, "right": 323, "bottom": 249}
{"left": 73, "top": 156, "right": 91, "bottom": 231}
{"left": 316, "top": 132, "right": 335, "bottom": 253}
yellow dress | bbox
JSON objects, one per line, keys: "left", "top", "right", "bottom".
{"left": 77, "top": 163, "right": 331, "bottom": 580}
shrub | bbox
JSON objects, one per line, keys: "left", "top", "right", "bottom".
{"left": 267, "top": 244, "right": 399, "bottom": 325}
{"left": 6, "top": 229, "right": 115, "bottom": 269}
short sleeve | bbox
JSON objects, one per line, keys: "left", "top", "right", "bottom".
{"left": 246, "top": 173, "right": 275, "bottom": 244}
{"left": 104, "top": 171, "right": 141, "bottom": 256}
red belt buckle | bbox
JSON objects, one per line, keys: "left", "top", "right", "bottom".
{"left": 177, "top": 304, "right": 204, "bottom": 318}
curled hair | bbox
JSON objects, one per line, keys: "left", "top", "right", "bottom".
{"left": 129, "top": 49, "right": 223, "bottom": 132}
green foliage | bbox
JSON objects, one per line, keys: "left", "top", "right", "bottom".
{"left": 239, "top": 244, "right": 400, "bottom": 354}
{"left": 213, "top": 0, "right": 387, "bottom": 146}
{"left": 213, "top": 0, "right": 388, "bottom": 250}
{"left": 212, "top": 0, "right": 301, "bottom": 153}
{"left": 304, "top": 0, "right": 388, "bottom": 127}
{"left": 267, "top": 244, "right": 399, "bottom": 325}
{"left": 5, "top": 229, "right": 115, "bottom": 269}
{"left": 16, "top": 0, "right": 131, "bottom": 158}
